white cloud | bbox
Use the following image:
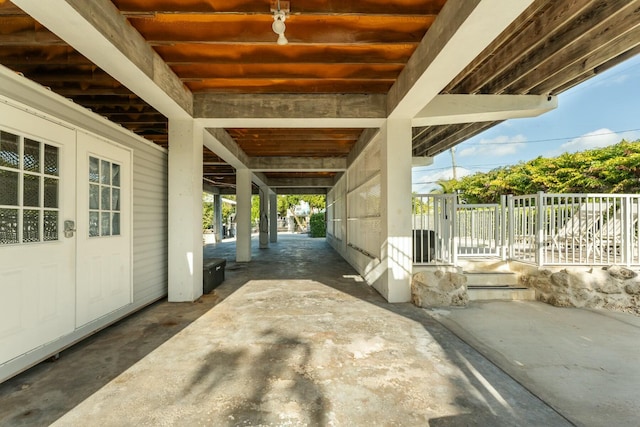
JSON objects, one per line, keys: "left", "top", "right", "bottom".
{"left": 558, "top": 128, "right": 640, "bottom": 153}
{"left": 412, "top": 167, "right": 472, "bottom": 193}
{"left": 458, "top": 134, "right": 527, "bottom": 158}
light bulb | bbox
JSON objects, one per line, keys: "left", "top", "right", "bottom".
{"left": 277, "top": 33, "right": 288, "bottom": 45}
{"left": 272, "top": 18, "right": 286, "bottom": 35}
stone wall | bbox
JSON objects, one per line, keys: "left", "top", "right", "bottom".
{"left": 520, "top": 265, "right": 640, "bottom": 315}
{"left": 411, "top": 269, "right": 468, "bottom": 308}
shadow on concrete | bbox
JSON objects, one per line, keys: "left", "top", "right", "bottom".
{"left": 185, "top": 328, "right": 327, "bottom": 426}
{"left": 0, "top": 294, "right": 223, "bottom": 426}
{"left": 204, "top": 234, "right": 570, "bottom": 425}
{"left": 1, "top": 233, "right": 568, "bottom": 425}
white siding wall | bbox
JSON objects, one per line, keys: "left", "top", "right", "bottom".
{"left": 131, "top": 143, "right": 168, "bottom": 303}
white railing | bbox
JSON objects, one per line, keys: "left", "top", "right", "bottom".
{"left": 413, "top": 192, "right": 640, "bottom": 267}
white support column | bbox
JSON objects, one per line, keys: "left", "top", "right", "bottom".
{"left": 168, "top": 119, "right": 204, "bottom": 302}
{"left": 269, "top": 191, "right": 278, "bottom": 243}
{"left": 214, "top": 194, "right": 222, "bottom": 241}
{"left": 236, "top": 168, "right": 252, "bottom": 262}
{"left": 379, "top": 119, "right": 413, "bottom": 302}
{"left": 259, "top": 185, "right": 269, "bottom": 249}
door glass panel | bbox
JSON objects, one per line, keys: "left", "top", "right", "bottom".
{"left": 112, "top": 163, "right": 120, "bottom": 187}
{"left": 89, "top": 156, "right": 99, "bottom": 183}
{"left": 89, "top": 184, "right": 99, "bottom": 210}
{"left": 112, "top": 188, "right": 120, "bottom": 211}
{"left": 0, "top": 208, "right": 18, "bottom": 244}
{"left": 100, "top": 160, "right": 110, "bottom": 185}
{"left": 0, "top": 169, "right": 19, "bottom": 205}
{"left": 0, "top": 131, "right": 19, "bottom": 169}
{"left": 44, "top": 210, "right": 58, "bottom": 241}
{"left": 44, "top": 177, "right": 58, "bottom": 208}
{"left": 101, "top": 186, "right": 110, "bottom": 210}
{"left": 89, "top": 212, "right": 99, "bottom": 237}
{"left": 44, "top": 144, "right": 59, "bottom": 176}
{"left": 101, "top": 212, "right": 110, "bottom": 236}
{"left": 23, "top": 209, "right": 40, "bottom": 243}
{"left": 88, "top": 156, "right": 122, "bottom": 239}
{"left": 24, "top": 139, "right": 40, "bottom": 172}
{"left": 0, "top": 132, "right": 60, "bottom": 244}
{"left": 23, "top": 174, "right": 40, "bottom": 207}
{"left": 112, "top": 213, "right": 120, "bottom": 236}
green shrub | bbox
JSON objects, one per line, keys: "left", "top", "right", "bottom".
{"left": 309, "top": 212, "right": 326, "bottom": 238}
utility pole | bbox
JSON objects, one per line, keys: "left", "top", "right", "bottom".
{"left": 450, "top": 147, "right": 457, "bottom": 180}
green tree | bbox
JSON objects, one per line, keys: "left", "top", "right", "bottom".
{"left": 450, "top": 140, "right": 640, "bottom": 203}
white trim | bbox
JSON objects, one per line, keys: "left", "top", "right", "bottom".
{"left": 412, "top": 94, "right": 558, "bottom": 127}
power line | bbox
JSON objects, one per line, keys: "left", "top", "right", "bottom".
{"left": 461, "top": 127, "right": 640, "bottom": 146}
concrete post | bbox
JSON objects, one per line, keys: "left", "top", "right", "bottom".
{"left": 380, "top": 119, "right": 413, "bottom": 302}
{"left": 236, "top": 168, "right": 252, "bottom": 262}
{"left": 168, "top": 119, "right": 203, "bottom": 302}
{"left": 214, "top": 194, "right": 222, "bottom": 241}
{"left": 269, "top": 191, "right": 278, "bottom": 243}
{"left": 259, "top": 186, "right": 269, "bottom": 249}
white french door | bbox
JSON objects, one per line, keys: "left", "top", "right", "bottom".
{"left": 75, "top": 132, "right": 132, "bottom": 328}
{"left": 0, "top": 102, "right": 133, "bottom": 367}
{"left": 0, "top": 102, "right": 76, "bottom": 364}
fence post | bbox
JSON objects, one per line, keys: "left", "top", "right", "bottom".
{"left": 536, "top": 191, "right": 545, "bottom": 266}
{"left": 451, "top": 194, "right": 458, "bottom": 266}
{"left": 622, "top": 196, "right": 632, "bottom": 267}
{"left": 507, "top": 195, "right": 515, "bottom": 260}
{"left": 500, "top": 195, "right": 507, "bottom": 260}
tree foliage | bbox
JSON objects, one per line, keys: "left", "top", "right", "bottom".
{"left": 309, "top": 212, "right": 326, "bottom": 237}
{"left": 449, "top": 140, "right": 640, "bottom": 203}
{"left": 277, "top": 195, "right": 326, "bottom": 216}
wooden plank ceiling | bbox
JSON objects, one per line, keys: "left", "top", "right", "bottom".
{"left": 0, "top": 0, "right": 639, "bottom": 192}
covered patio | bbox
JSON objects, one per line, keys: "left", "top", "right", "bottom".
{"left": 2, "top": 234, "right": 639, "bottom": 426}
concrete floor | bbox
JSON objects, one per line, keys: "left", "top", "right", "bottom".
{"left": 1, "top": 233, "right": 632, "bottom": 426}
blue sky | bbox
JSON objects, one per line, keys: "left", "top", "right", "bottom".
{"left": 412, "top": 53, "right": 640, "bottom": 193}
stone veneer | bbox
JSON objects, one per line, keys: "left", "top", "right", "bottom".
{"left": 520, "top": 265, "right": 640, "bottom": 315}
{"left": 411, "top": 269, "right": 468, "bottom": 308}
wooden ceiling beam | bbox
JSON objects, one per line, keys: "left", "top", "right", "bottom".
{"left": 195, "top": 93, "right": 386, "bottom": 120}
{"left": 172, "top": 63, "right": 404, "bottom": 80}
{"left": 187, "top": 79, "right": 393, "bottom": 94}
{"left": 248, "top": 156, "right": 347, "bottom": 172}
{"left": 508, "top": 6, "right": 640, "bottom": 95}
{"left": 387, "top": 0, "right": 533, "bottom": 118}
{"left": 422, "top": 121, "right": 501, "bottom": 157}
{"left": 266, "top": 177, "right": 335, "bottom": 188}
{"left": 0, "top": 46, "right": 92, "bottom": 65}
{"left": 155, "top": 44, "right": 416, "bottom": 65}
{"left": 129, "top": 14, "right": 434, "bottom": 44}
{"left": 227, "top": 128, "right": 362, "bottom": 140}
{"left": 479, "top": 0, "right": 640, "bottom": 95}
{"left": 13, "top": 0, "right": 193, "bottom": 118}
{"left": 448, "top": 0, "right": 587, "bottom": 94}
{"left": 443, "top": 0, "right": 550, "bottom": 93}
{"left": 552, "top": 45, "right": 640, "bottom": 95}
{"left": 112, "top": 0, "right": 446, "bottom": 15}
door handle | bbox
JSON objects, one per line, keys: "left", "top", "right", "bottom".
{"left": 64, "top": 220, "right": 76, "bottom": 238}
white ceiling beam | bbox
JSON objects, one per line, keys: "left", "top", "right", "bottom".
{"left": 387, "top": 0, "right": 534, "bottom": 119}
{"left": 248, "top": 157, "right": 347, "bottom": 172}
{"left": 13, "top": 0, "right": 192, "bottom": 119}
{"left": 203, "top": 129, "right": 271, "bottom": 188}
{"left": 204, "top": 128, "right": 250, "bottom": 170}
{"left": 412, "top": 94, "right": 557, "bottom": 127}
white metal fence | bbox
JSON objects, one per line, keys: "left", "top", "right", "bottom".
{"left": 413, "top": 192, "right": 640, "bottom": 267}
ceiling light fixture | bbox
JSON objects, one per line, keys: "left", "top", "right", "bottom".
{"left": 271, "top": 0, "right": 289, "bottom": 45}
